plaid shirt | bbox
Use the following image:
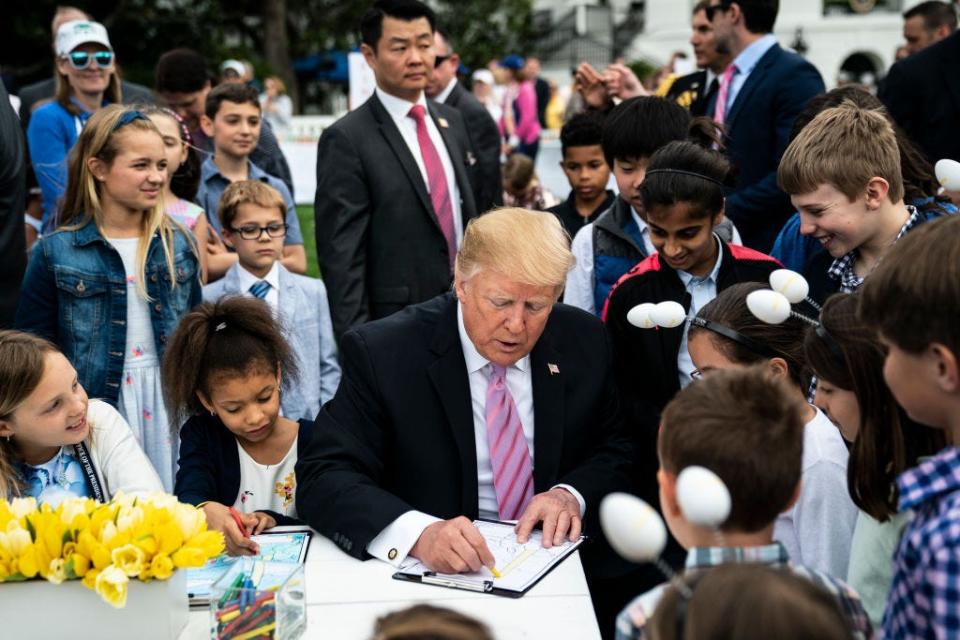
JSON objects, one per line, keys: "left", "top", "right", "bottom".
{"left": 615, "top": 543, "right": 873, "bottom": 639}
{"left": 882, "top": 447, "right": 960, "bottom": 639}
{"left": 827, "top": 206, "right": 922, "bottom": 292}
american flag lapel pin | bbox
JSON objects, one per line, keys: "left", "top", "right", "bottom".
{"left": 548, "top": 363, "right": 560, "bottom": 375}
{"left": 438, "top": 117, "right": 449, "bottom": 128}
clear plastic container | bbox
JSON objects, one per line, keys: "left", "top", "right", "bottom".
{"left": 208, "top": 559, "right": 306, "bottom": 640}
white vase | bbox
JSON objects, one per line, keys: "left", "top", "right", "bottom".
{"left": 0, "top": 569, "right": 188, "bottom": 640}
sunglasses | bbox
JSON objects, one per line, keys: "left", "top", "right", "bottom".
{"left": 66, "top": 50, "right": 114, "bottom": 70}
{"left": 434, "top": 54, "right": 452, "bottom": 66}
{"left": 705, "top": 0, "right": 734, "bottom": 21}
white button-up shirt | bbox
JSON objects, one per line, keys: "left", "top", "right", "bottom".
{"left": 375, "top": 86, "right": 463, "bottom": 246}
{"left": 235, "top": 261, "right": 280, "bottom": 310}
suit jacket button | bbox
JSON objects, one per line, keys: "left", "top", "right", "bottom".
{"left": 388, "top": 548, "right": 398, "bottom": 560}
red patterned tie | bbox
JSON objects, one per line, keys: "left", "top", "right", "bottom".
{"left": 485, "top": 364, "right": 535, "bottom": 521}
{"left": 408, "top": 104, "right": 457, "bottom": 272}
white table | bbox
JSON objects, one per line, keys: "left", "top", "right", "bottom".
{"left": 181, "top": 529, "right": 601, "bottom": 639}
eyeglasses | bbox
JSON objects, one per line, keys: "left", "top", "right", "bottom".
{"left": 705, "top": 0, "right": 734, "bottom": 21}
{"left": 65, "top": 50, "right": 114, "bottom": 70}
{"left": 434, "top": 54, "right": 452, "bottom": 66}
{"left": 229, "top": 222, "right": 288, "bottom": 240}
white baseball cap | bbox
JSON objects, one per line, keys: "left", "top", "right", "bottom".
{"left": 220, "top": 59, "right": 246, "bottom": 78}
{"left": 472, "top": 69, "right": 495, "bottom": 86}
{"left": 55, "top": 20, "right": 112, "bottom": 56}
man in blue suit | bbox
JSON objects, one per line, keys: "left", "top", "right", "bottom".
{"left": 706, "top": 0, "right": 824, "bottom": 252}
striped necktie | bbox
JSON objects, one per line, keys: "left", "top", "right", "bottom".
{"left": 249, "top": 280, "right": 271, "bottom": 300}
{"left": 408, "top": 104, "right": 457, "bottom": 272}
{"left": 485, "top": 363, "right": 534, "bottom": 521}
{"left": 713, "top": 63, "right": 737, "bottom": 125}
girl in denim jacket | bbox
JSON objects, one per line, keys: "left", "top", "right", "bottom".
{"left": 16, "top": 105, "right": 201, "bottom": 491}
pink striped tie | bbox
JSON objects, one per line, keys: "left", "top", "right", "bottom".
{"left": 713, "top": 63, "right": 737, "bottom": 125}
{"left": 485, "top": 364, "right": 534, "bottom": 521}
{"left": 408, "top": 104, "right": 457, "bottom": 272}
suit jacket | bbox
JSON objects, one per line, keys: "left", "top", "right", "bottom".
{"left": 17, "top": 77, "right": 154, "bottom": 129}
{"left": 202, "top": 263, "right": 341, "bottom": 420}
{"left": 713, "top": 43, "right": 824, "bottom": 252}
{"left": 880, "top": 30, "right": 960, "bottom": 165}
{"left": 295, "top": 293, "right": 634, "bottom": 576}
{"left": 444, "top": 81, "right": 503, "bottom": 213}
{"left": 661, "top": 70, "right": 716, "bottom": 117}
{"left": 314, "top": 93, "right": 479, "bottom": 339}
{"left": 0, "top": 83, "right": 26, "bottom": 328}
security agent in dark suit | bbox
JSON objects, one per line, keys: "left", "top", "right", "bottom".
{"left": 426, "top": 29, "right": 503, "bottom": 213}
{"left": 881, "top": 30, "right": 960, "bottom": 165}
{"left": 314, "top": 0, "right": 479, "bottom": 339}
{"left": 705, "top": 0, "right": 824, "bottom": 252}
{"left": 0, "top": 82, "right": 26, "bottom": 328}
{"left": 296, "top": 208, "right": 634, "bottom": 634}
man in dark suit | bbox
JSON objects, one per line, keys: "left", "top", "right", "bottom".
{"left": 881, "top": 30, "right": 960, "bottom": 167}
{"left": 314, "top": 0, "right": 479, "bottom": 339}
{"left": 296, "top": 207, "right": 634, "bottom": 635}
{"left": 660, "top": 1, "right": 732, "bottom": 117}
{"left": 706, "top": 0, "right": 824, "bottom": 252}
{"left": 426, "top": 28, "right": 502, "bottom": 213}
{"left": 0, "top": 83, "right": 26, "bottom": 328}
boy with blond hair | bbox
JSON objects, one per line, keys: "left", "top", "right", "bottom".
{"left": 859, "top": 215, "right": 960, "bottom": 639}
{"left": 777, "top": 101, "right": 950, "bottom": 303}
{"left": 203, "top": 180, "right": 340, "bottom": 420}
{"left": 615, "top": 367, "right": 871, "bottom": 640}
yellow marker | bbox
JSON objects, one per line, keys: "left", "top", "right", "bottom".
{"left": 233, "top": 622, "right": 277, "bottom": 640}
{"left": 489, "top": 566, "right": 502, "bottom": 578}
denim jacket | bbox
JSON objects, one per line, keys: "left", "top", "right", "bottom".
{"left": 15, "top": 218, "right": 201, "bottom": 406}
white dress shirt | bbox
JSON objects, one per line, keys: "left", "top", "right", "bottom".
{"left": 676, "top": 235, "right": 723, "bottom": 388}
{"left": 565, "top": 205, "right": 657, "bottom": 316}
{"left": 235, "top": 261, "right": 280, "bottom": 310}
{"left": 366, "top": 302, "right": 586, "bottom": 567}
{"left": 375, "top": 86, "right": 463, "bottom": 246}
{"left": 435, "top": 77, "right": 458, "bottom": 105}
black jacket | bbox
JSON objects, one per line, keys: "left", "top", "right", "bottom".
{"left": 444, "top": 81, "right": 502, "bottom": 213}
{"left": 295, "top": 293, "right": 634, "bottom": 577}
{"left": 314, "top": 93, "right": 479, "bottom": 339}
{"left": 662, "top": 70, "right": 716, "bottom": 117}
{"left": 0, "top": 83, "right": 26, "bottom": 328}
{"left": 175, "top": 414, "right": 315, "bottom": 525}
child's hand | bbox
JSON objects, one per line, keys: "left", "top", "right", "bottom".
{"left": 207, "top": 227, "right": 227, "bottom": 254}
{"left": 202, "top": 503, "right": 260, "bottom": 556}
{"left": 250, "top": 512, "right": 277, "bottom": 535}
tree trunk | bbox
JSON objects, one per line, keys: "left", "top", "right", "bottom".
{"left": 262, "top": 0, "right": 299, "bottom": 113}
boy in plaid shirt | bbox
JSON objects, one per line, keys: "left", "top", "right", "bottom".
{"left": 860, "top": 216, "right": 960, "bottom": 639}
{"left": 614, "top": 367, "right": 871, "bottom": 639}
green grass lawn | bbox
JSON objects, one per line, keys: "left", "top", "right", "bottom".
{"left": 296, "top": 204, "right": 320, "bottom": 278}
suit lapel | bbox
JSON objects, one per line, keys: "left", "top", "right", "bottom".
{"left": 426, "top": 297, "right": 480, "bottom": 515}
{"left": 222, "top": 265, "right": 242, "bottom": 296}
{"left": 530, "top": 325, "right": 564, "bottom": 493}
{"left": 429, "top": 102, "right": 478, "bottom": 223}
{"left": 369, "top": 94, "right": 437, "bottom": 223}
{"left": 938, "top": 35, "right": 960, "bottom": 117}
{"left": 725, "top": 43, "right": 780, "bottom": 130}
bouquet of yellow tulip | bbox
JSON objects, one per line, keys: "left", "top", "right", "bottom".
{"left": 0, "top": 493, "right": 224, "bottom": 608}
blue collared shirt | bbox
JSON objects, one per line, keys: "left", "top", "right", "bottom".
{"left": 883, "top": 446, "right": 960, "bottom": 638}
{"left": 195, "top": 157, "right": 304, "bottom": 245}
{"left": 675, "top": 235, "right": 723, "bottom": 388}
{"left": 725, "top": 33, "right": 778, "bottom": 111}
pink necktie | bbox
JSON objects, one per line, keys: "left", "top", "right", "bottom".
{"left": 713, "top": 64, "right": 737, "bottom": 125}
{"left": 408, "top": 104, "right": 456, "bottom": 272}
{"left": 485, "top": 364, "right": 535, "bottom": 521}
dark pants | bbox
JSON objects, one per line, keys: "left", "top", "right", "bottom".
{"left": 515, "top": 139, "right": 539, "bottom": 162}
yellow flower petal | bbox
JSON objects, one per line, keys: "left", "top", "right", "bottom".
{"left": 111, "top": 544, "right": 145, "bottom": 577}
{"left": 95, "top": 566, "right": 129, "bottom": 608}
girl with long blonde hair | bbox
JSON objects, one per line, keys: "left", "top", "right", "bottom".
{"left": 16, "top": 104, "right": 201, "bottom": 491}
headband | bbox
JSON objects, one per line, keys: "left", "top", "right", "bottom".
{"left": 644, "top": 168, "right": 725, "bottom": 187}
{"left": 815, "top": 324, "right": 845, "bottom": 362}
{"left": 112, "top": 110, "right": 149, "bottom": 132}
{"left": 690, "top": 316, "right": 779, "bottom": 359}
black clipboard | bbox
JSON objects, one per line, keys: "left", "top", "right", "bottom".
{"left": 391, "top": 518, "right": 586, "bottom": 598}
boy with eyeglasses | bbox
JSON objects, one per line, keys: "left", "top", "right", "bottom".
{"left": 195, "top": 82, "right": 307, "bottom": 278}
{"left": 203, "top": 180, "right": 340, "bottom": 421}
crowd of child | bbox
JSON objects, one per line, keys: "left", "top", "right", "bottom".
{"left": 5, "top": 4, "right": 960, "bottom": 640}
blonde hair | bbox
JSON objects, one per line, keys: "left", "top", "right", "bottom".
{"left": 59, "top": 105, "right": 189, "bottom": 300}
{"left": 265, "top": 75, "right": 286, "bottom": 94}
{"left": 0, "top": 331, "right": 61, "bottom": 498}
{"left": 456, "top": 208, "right": 574, "bottom": 293}
{"left": 778, "top": 101, "right": 904, "bottom": 204}
{"left": 218, "top": 179, "right": 286, "bottom": 230}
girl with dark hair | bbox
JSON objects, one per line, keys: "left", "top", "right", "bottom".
{"left": 142, "top": 106, "right": 215, "bottom": 282}
{"left": 686, "top": 282, "right": 857, "bottom": 578}
{"left": 163, "top": 296, "right": 313, "bottom": 556}
{"left": 804, "top": 293, "right": 946, "bottom": 625}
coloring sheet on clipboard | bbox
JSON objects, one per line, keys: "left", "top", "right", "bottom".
{"left": 399, "top": 520, "right": 583, "bottom": 592}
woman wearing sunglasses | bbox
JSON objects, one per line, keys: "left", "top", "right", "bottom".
{"left": 27, "top": 20, "right": 122, "bottom": 231}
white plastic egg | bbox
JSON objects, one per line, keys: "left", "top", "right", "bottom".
{"left": 746, "top": 289, "right": 792, "bottom": 325}
{"left": 600, "top": 492, "right": 668, "bottom": 563}
{"left": 651, "top": 301, "right": 687, "bottom": 329}
{"left": 676, "top": 466, "right": 732, "bottom": 528}
{"left": 935, "top": 159, "right": 960, "bottom": 191}
{"left": 627, "top": 303, "right": 658, "bottom": 329}
{"left": 769, "top": 269, "right": 810, "bottom": 304}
